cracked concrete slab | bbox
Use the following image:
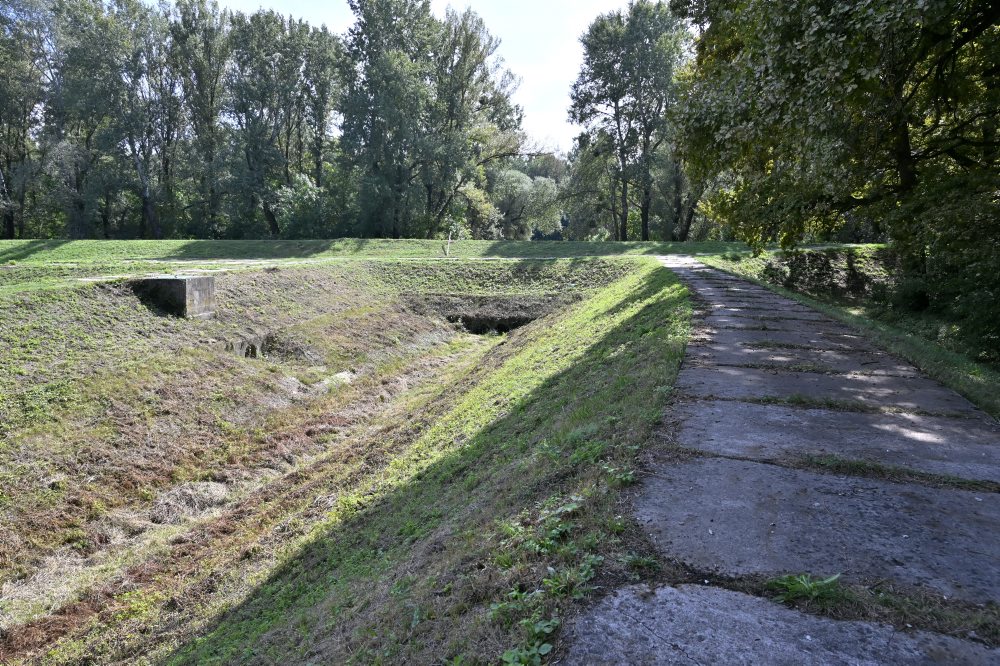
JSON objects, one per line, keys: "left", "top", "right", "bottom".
{"left": 676, "top": 366, "right": 983, "bottom": 416}
{"left": 673, "top": 400, "right": 1000, "bottom": 482}
{"left": 637, "top": 458, "right": 1000, "bottom": 603}
{"left": 699, "top": 299, "right": 813, "bottom": 312}
{"left": 703, "top": 309, "right": 832, "bottom": 323}
{"left": 699, "top": 327, "right": 879, "bottom": 351}
{"left": 700, "top": 316, "right": 857, "bottom": 333}
{"left": 708, "top": 305, "right": 827, "bottom": 319}
{"left": 688, "top": 344, "right": 920, "bottom": 376}
{"left": 700, "top": 312, "right": 834, "bottom": 326}
{"left": 566, "top": 585, "right": 999, "bottom": 665}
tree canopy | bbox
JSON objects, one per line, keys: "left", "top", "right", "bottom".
{"left": 0, "top": 0, "right": 559, "bottom": 240}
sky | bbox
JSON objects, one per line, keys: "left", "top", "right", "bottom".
{"left": 216, "top": 0, "right": 633, "bottom": 153}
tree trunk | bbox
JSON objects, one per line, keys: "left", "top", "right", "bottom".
{"left": 2, "top": 210, "right": 14, "bottom": 240}
{"left": 619, "top": 178, "right": 629, "bottom": 241}
{"left": 131, "top": 145, "right": 162, "bottom": 239}
{"left": 671, "top": 161, "right": 683, "bottom": 242}
{"left": 263, "top": 200, "right": 280, "bottom": 237}
{"left": 0, "top": 165, "right": 13, "bottom": 239}
{"left": 893, "top": 119, "right": 917, "bottom": 194}
{"left": 676, "top": 180, "right": 703, "bottom": 242}
{"left": 101, "top": 191, "right": 113, "bottom": 239}
{"left": 314, "top": 137, "right": 324, "bottom": 188}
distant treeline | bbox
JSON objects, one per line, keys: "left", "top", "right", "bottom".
{"left": 0, "top": 0, "right": 583, "bottom": 241}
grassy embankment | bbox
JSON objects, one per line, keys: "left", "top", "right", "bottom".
{"left": 700, "top": 247, "right": 1000, "bottom": 419}
{"left": 1, "top": 256, "right": 691, "bottom": 664}
{"left": 0, "top": 239, "right": 744, "bottom": 295}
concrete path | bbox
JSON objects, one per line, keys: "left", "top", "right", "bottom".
{"left": 567, "top": 256, "right": 1000, "bottom": 663}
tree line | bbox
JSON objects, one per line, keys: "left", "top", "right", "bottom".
{"left": 0, "top": 0, "right": 571, "bottom": 240}
{"left": 3, "top": 0, "right": 996, "bottom": 269}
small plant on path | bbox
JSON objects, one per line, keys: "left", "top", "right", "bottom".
{"left": 768, "top": 573, "right": 844, "bottom": 604}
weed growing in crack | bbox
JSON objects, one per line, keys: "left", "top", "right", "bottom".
{"left": 768, "top": 573, "right": 845, "bottom": 604}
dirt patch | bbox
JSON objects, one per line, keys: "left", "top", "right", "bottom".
{"left": 150, "top": 482, "right": 230, "bottom": 525}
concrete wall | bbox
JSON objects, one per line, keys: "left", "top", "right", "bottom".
{"left": 132, "top": 275, "right": 216, "bottom": 318}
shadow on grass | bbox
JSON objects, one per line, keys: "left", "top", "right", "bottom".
{"left": 163, "top": 263, "right": 688, "bottom": 664}
{"left": 163, "top": 239, "right": 340, "bottom": 260}
{"left": 477, "top": 240, "right": 746, "bottom": 258}
{"left": 0, "top": 240, "right": 72, "bottom": 263}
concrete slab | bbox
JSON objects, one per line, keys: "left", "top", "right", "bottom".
{"left": 637, "top": 459, "right": 1000, "bottom": 603}
{"left": 701, "top": 328, "right": 878, "bottom": 351}
{"left": 700, "top": 319, "right": 865, "bottom": 338}
{"left": 677, "top": 366, "right": 983, "bottom": 416}
{"left": 131, "top": 275, "right": 216, "bottom": 318}
{"left": 705, "top": 309, "right": 832, "bottom": 323}
{"left": 710, "top": 304, "right": 824, "bottom": 317}
{"left": 685, "top": 283, "right": 774, "bottom": 294}
{"left": 701, "top": 293, "right": 814, "bottom": 306}
{"left": 673, "top": 400, "right": 1000, "bottom": 482}
{"left": 566, "top": 585, "right": 1000, "bottom": 665}
{"left": 688, "top": 344, "right": 920, "bottom": 376}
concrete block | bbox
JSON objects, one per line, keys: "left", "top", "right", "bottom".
{"left": 132, "top": 275, "right": 216, "bottom": 318}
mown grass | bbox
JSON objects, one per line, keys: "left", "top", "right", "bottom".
{"left": 0, "top": 259, "right": 631, "bottom": 626}
{"left": 701, "top": 254, "right": 1000, "bottom": 419}
{"left": 0, "top": 238, "right": 744, "bottom": 264}
{"left": 170, "top": 259, "right": 689, "bottom": 664}
{"left": 17, "top": 258, "right": 690, "bottom": 664}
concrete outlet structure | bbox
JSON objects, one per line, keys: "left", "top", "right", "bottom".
{"left": 132, "top": 275, "right": 216, "bottom": 318}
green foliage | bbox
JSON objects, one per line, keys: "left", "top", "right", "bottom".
{"left": 768, "top": 573, "right": 845, "bottom": 604}
{"left": 675, "top": 0, "right": 1000, "bottom": 351}
{"left": 708, "top": 246, "right": 997, "bottom": 365}
{"left": 342, "top": 1, "right": 522, "bottom": 239}
{"left": 490, "top": 170, "right": 562, "bottom": 240}
{"left": 0, "top": 0, "right": 530, "bottom": 242}
{"left": 570, "top": 1, "right": 689, "bottom": 241}
{"left": 501, "top": 615, "right": 559, "bottom": 665}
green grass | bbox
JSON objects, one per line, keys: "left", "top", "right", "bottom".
{"left": 19, "top": 258, "right": 690, "bottom": 664}
{"left": 767, "top": 573, "right": 845, "bottom": 605}
{"left": 0, "top": 239, "right": 743, "bottom": 294}
{"left": 0, "top": 238, "right": 745, "bottom": 264}
{"left": 799, "top": 455, "right": 1000, "bottom": 493}
{"left": 701, "top": 254, "right": 1000, "bottom": 419}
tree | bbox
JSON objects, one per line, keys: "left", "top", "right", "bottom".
{"left": 674, "top": 0, "right": 1000, "bottom": 251}
{"left": 341, "top": 1, "right": 522, "bottom": 239}
{"left": 570, "top": 0, "right": 685, "bottom": 240}
{"left": 675, "top": 0, "right": 1000, "bottom": 350}
{"left": 227, "top": 10, "right": 309, "bottom": 237}
{"left": 170, "top": 0, "right": 229, "bottom": 237}
{"left": 111, "top": 0, "right": 174, "bottom": 239}
{"left": 302, "top": 25, "right": 343, "bottom": 189}
{"left": 0, "top": 0, "right": 46, "bottom": 239}
{"left": 491, "top": 169, "right": 560, "bottom": 239}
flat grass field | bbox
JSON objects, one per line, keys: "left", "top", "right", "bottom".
{"left": 0, "top": 238, "right": 744, "bottom": 263}
{"left": 0, "top": 242, "right": 692, "bottom": 664}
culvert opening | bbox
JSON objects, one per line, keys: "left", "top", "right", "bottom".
{"left": 407, "top": 294, "right": 573, "bottom": 337}
{"left": 447, "top": 314, "right": 536, "bottom": 335}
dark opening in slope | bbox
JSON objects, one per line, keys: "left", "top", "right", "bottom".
{"left": 447, "top": 314, "right": 535, "bottom": 335}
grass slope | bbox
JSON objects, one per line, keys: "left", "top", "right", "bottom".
{"left": 12, "top": 259, "right": 689, "bottom": 664}
{"left": 0, "top": 261, "right": 626, "bottom": 618}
